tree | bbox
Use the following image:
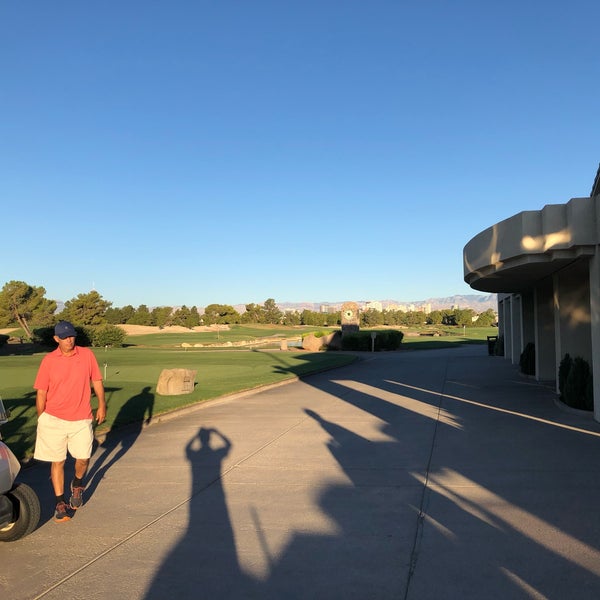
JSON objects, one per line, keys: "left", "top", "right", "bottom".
{"left": 172, "top": 305, "right": 201, "bottom": 328}
{"left": 241, "top": 303, "right": 264, "bottom": 324}
{"left": 282, "top": 311, "right": 301, "bottom": 326}
{"left": 300, "top": 309, "right": 321, "bottom": 326}
{"left": 474, "top": 308, "right": 497, "bottom": 327}
{"left": 203, "top": 304, "right": 241, "bottom": 325}
{"left": 360, "top": 308, "right": 383, "bottom": 327}
{"left": 262, "top": 298, "right": 282, "bottom": 324}
{"left": 151, "top": 306, "right": 173, "bottom": 328}
{"left": 188, "top": 306, "right": 201, "bottom": 328}
{"left": 61, "top": 291, "right": 111, "bottom": 326}
{"left": 427, "top": 310, "right": 444, "bottom": 325}
{"left": 128, "top": 304, "right": 152, "bottom": 325}
{"left": 121, "top": 305, "right": 137, "bottom": 323}
{"left": 0, "top": 280, "right": 57, "bottom": 339}
{"left": 454, "top": 308, "right": 477, "bottom": 327}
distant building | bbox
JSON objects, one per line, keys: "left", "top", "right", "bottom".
{"left": 364, "top": 300, "right": 383, "bottom": 312}
{"left": 385, "top": 303, "right": 402, "bottom": 311}
{"left": 413, "top": 303, "right": 432, "bottom": 314}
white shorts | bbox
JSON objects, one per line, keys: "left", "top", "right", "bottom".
{"left": 34, "top": 412, "right": 94, "bottom": 462}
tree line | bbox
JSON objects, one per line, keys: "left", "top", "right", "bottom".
{"left": 0, "top": 280, "right": 497, "bottom": 341}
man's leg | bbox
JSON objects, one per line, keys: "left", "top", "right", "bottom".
{"left": 70, "top": 458, "right": 90, "bottom": 509}
{"left": 50, "top": 460, "right": 66, "bottom": 497}
{"left": 50, "top": 460, "right": 71, "bottom": 522}
{"left": 68, "top": 420, "right": 94, "bottom": 510}
{"left": 74, "top": 458, "right": 90, "bottom": 480}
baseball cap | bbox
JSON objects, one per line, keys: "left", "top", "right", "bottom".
{"left": 55, "top": 320, "right": 77, "bottom": 339}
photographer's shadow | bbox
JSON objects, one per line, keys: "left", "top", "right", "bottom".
{"left": 144, "top": 426, "right": 258, "bottom": 598}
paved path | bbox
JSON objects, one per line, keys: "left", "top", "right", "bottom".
{"left": 2, "top": 345, "right": 600, "bottom": 599}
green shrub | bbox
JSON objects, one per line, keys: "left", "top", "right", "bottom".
{"left": 519, "top": 343, "right": 535, "bottom": 375}
{"left": 0, "top": 334, "right": 9, "bottom": 347}
{"left": 33, "top": 325, "right": 92, "bottom": 347}
{"left": 31, "top": 325, "right": 125, "bottom": 348}
{"left": 313, "top": 330, "right": 331, "bottom": 339}
{"left": 340, "top": 330, "right": 404, "bottom": 351}
{"left": 88, "top": 324, "right": 127, "bottom": 347}
{"left": 493, "top": 336, "right": 504, "bottom": 356}
{"left": 585, "top": 372, "right": 594, "bottom": 411}
{"left": 340, "top": 333, "right": 370, "bottom": 351}
{"left": 301, "top": 330, "right": 330, "bottom": 340}
{"left": 377, "top": 330, "right": 404, "bottom": 350}
{"left": 563, "top": 356, "right": 591, "bottom": 410}
{"left": 558, "top": 353, "right": 573, "bottom": 400}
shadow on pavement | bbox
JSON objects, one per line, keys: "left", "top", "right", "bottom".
{"left": 140, "top": 347, "right": 600, "bottom": 598}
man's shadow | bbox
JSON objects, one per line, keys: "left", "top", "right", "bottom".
{"left": 85, "top": 386, "right": 154, "bottom": 499}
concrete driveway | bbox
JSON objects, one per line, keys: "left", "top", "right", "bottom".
{"left": 2, "top": 345, "right": 600, "bottom": 599}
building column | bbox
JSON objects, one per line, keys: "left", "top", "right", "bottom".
{"left": 590, "top": 251, "right": 600, "bottom": 423}
{"left": 534, "top": 279, "right": 556, "bottom": 382}
{"left": 553, "top": 273, "right": 562, "bottom": 394}
{"left": 511, "top": 294, "right": 523, "bottom": 365}
{"left": 503, "top": 295, "right": 513, "bottom": 362}
{"left": 521, "top": 291, "right": 535, "bottom": 346}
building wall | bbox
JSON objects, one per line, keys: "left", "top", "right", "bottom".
{"left": 464, "top": 192, "right": 600, "bottom": 422}
{"left": 554, "top": 259, "right": 592, "bottom": 366}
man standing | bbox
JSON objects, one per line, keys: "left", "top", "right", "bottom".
{"left": 34, "top": 320, "right": 106, "bottom": 522}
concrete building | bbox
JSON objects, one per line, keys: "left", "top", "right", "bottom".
{"left": 364, "top": 300, "right": 383, "bottom": 312}
{"left": 463, "top": 165, "right": 600, "bottom": 422}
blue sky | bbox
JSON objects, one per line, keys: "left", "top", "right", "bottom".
{"left": 1, "top": 1, "right": 598, "bottom": 308}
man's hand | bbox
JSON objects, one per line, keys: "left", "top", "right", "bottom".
{"left": 92, "top": 379, "right": 106, "bottom": 425}
{"left": 95, "top": 405, "right": 107, "bottom": 425}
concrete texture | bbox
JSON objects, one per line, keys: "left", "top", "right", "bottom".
{"left": 2, "top": 345, "right": 600, "bottom": 599}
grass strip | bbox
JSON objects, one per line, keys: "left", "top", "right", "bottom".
{"left": 0, "top": 348, "right": 357, "bottom": 461}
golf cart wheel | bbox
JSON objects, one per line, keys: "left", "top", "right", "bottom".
{"left": 0, "top": 482, "right": 41, "bottom": 542}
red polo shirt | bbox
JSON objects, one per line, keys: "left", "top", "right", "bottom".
{"left": 34, "top": 345, "right": 103, "bottom": 421}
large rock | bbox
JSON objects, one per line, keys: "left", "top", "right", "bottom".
{"left": 156, "top": 368, "right": 197, "bottom": 395}
{"left": 302, "top": 333, "right": 323, "bottom": 351}
{"left": 302, "top": 331, "right": 342, "bottom": 351}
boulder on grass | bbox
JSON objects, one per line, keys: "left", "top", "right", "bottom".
{"left": 302, "top": 331, "right": 342, "bottom": 351}
{"left": 302, "top": 334, "right": 322, "bottom": 351}
{"left": 157, "top": 368, "right": 197, "bottom": 395}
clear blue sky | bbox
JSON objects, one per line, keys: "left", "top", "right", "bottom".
{"left": 1, "top": 1, "right": 598, "bottom": 308}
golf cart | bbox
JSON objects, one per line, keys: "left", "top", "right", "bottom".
{"left": 0, "top": 396, "right": 40, "bottom": 541}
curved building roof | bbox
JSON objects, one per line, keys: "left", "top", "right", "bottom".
{"left": 463, "top": 196, "right": 599, "bottom": 293}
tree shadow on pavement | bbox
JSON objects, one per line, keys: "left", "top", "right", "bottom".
{"left": 138, "top": 347, "right": 600, "bottom": 598}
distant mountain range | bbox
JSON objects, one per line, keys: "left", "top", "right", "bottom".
{"left": 56, "top": 294, "right": 497, "bottom": 315}
{"left": 267, "top": 294, "right": 498, "bottom": 314}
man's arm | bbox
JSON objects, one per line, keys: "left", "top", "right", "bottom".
{"left": 92, "top": 379, "right": 106, "bottom": 424}
{"left": 36, "top": 389, "right": 47, "bottom": 416}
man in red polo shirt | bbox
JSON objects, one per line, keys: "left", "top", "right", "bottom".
{"left": 34, "top": 320, "right": 106, "bottom": 522}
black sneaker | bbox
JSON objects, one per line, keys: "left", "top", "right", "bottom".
{"left": 70, "top": 481, "right": 85, "bottom": 510}
{"left": 54, "top": 501, "right": 71, "bottom": 522}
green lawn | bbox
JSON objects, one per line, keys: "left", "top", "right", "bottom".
{"left": 0, "top": 346, "right": 357, "bottom": 461}
{"left": 400, "top": 326, "right": 498, "bottom": 350}
{"left": 123, "top": 325, "right": 309, "bottom": 347}
{"left": 0, "top": 324, "right": 495, "bottom": 461}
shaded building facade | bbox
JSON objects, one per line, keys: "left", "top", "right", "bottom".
{"left": 463, "top": 165, "right": 600, "bottom": 422}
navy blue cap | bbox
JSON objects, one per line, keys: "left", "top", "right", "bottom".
{"left": 54, "top": 320, "right": 77, "bottom": 339}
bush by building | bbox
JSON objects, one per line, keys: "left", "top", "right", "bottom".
{"left": 559, "top": 353, "right": 593, "bottom": 411}
{"left": 519, "top": 342, "right": 535, "bottom": 375}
